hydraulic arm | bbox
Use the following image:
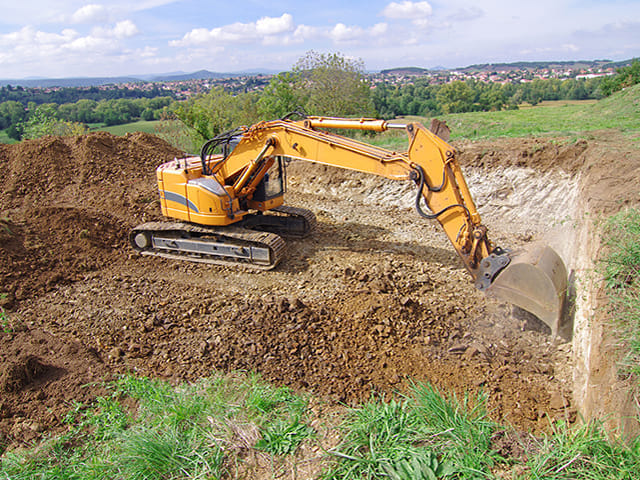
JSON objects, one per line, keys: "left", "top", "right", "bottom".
{"left": 131, "top": 116, "right": 568, "bottom": 335}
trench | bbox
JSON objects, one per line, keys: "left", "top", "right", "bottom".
{"left": 288, "top": 142, "right": 638, "bottom": 437}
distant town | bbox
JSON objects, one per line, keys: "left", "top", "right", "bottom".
{"left": 2, "top": 59, "right": 629, "bottom": 100}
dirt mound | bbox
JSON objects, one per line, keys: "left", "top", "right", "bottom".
{"left": 0, "top": 131, "right": 182, "bottom": 223}
{"left": 455, "top": 137, "right": 589, "bottom": 174}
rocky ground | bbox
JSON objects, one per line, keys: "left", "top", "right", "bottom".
{"left": 1, "top": 129, "right": 638, "bottom": 450}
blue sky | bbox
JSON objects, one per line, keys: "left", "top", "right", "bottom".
{"left": 0, "top": 0, "right": 638, "bottom": 78}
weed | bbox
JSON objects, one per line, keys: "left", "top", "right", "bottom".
{"left": 383, "top": 450, "right": 455, "bottom": 480}
{"left": 1, "top": 295, "right": 14, "bottom": 334}
{"left": 524, "top": 420, "right": 640, "bottom": 480}
{"left": 255, "top": 417, "right": 314, "bottom": 455}
{"left": 1, "top": 310, "right": 10, "bottom": 334}
{"left": 0, "top": 218, "right": 12, "bottom": 235}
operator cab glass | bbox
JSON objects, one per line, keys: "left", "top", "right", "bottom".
{"left": 254, "top": 156, "right": 286, "bottom": 201}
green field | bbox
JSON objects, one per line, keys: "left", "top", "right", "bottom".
{"left": 426, "top": 86, "right": 638, "bottom": 140}
{"left": 90, "top": 120, "right": 162, "bottom": 136}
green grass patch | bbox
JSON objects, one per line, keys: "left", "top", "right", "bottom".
{"left": 324, "top": 383, "right": 496, "bottom": 479}
{"left": 518, "top": 99, "right": 599, "bottom": 109}
{"left": 600, "top": 208, "right": 640, "bottom": 377}
{"left": 445, "top": 85, "right": 640, "bottom": 140}
{"left": 92, "top": 120, "right": 161, "bottom": 136}
{"left": 523, "top": 420, "right": 640, "bottom": 480}
{"left": 2, "top": 375, "right": 640, "bottom": 479}
{"left": 0, "top": 129, "right": 19, "bottom": 144}
{"left": 0, "top": 373, "right": 313, "bottom": 480}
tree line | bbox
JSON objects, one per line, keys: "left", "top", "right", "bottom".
{"left": 0, "top": 96, "right": 173, "bottom": 140}
{"left": 0, "top": 84, "right": 172, "bottom": 105}
{"left": 2, "top": 53, "right": 636, "bottom": 144}
{"left": 372, "top": 77, "right": 604, "bottom": 119}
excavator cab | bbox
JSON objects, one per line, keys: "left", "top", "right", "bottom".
{"left": 252, "top": 156, "right": 286, "bottom": 203}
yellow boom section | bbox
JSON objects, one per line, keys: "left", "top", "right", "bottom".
{"left": 219, "top": 116, "right": 492, "bottom": 279}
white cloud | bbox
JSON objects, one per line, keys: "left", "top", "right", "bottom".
{"left": 170, "top": 13, "right": 388, "bottom": 49}
{"left": 67, "top": 35, "right": 113, "bottom": 52}
{"left": 90, "top": 20, "right": 139, "bottom": 41}
{"left": 256, "top": 13, "right": 294, "bottom": 36}
{"left": 329, "top": 23, "right": 365, "bottom": 42}
{"left": 0, "top": 19, "right": 142, "bottom": 76}
{"left": 327, "top": 22, "right": 389, "bottom": 43}
{"left": 292, "top": 24, "right": 321, "bottom": 42}
{"left": 371, "top": 23, "right": 389, "bottom": 36}
{"left": 170, "top": 14, "right": 297, "bottom": 47}
{"left": 113, "top": 20, "right": 139, "bottom": 38}
{"left": 382, "top": 1, "right": 432, "bottom": 20}
{"left": 0, "top": 26, "right": 78, "bottom": 48}
{"left": 71, "top": 4, "right": 109, "bottom": 24}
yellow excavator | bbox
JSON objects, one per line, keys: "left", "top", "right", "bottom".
{"left": 130, "top": 115, "right": 568, "bottom": 335}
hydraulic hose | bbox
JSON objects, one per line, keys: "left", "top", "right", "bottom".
{"left": 413, "top": 164, "right": 471, "bottom": 221}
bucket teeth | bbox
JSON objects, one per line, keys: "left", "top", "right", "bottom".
{"left": 484, "top": 245, "right": 568, "bottom": 336}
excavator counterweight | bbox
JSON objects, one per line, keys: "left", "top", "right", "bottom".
{"left": 131, "top": 115, "right": 568, "bottom": 335}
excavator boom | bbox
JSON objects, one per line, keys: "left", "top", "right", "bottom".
{"left": 131, "top": 115, "right": 568, "bottom": 335}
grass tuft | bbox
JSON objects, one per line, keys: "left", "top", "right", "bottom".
{"left": 324, "top": 382, "right": 496, "bottom": 479}
{"left": 524, "top": 420, "right": 640, "bottom": 480}
{"left": 600, "top": 208, "right": 640, "bottom": 377}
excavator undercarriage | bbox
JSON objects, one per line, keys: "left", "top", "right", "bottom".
{"left": 130, "top": 205, "right": 316, "bottom": 270}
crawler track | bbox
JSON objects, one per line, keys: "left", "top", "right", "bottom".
{"left": 129, "top": 221, "right": 287, "bottom": 270}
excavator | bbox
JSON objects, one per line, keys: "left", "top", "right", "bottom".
{"left": 130, "top": 115, "right": 568, "bottom": 335}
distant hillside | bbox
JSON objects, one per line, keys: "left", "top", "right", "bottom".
{"left": 380, "top": 59, "right": 634, "bottom": 76}
{"left": 0, "top": 70, "right": 273, "bottom": 88}
{"left": 0, "top": 76, "right": 143, "bottom": 88}
{"left": 461, "top": 59, "right": 628, "bottom": 72}
{"left": 149, "top": 70, "right": 241, "bottom": 82}
{"left": 380, "top": 67, "right": 433, "bottom": 76}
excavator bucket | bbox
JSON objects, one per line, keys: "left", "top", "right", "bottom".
{"left": 485, "top": 245, "right": 568, "bottom": 336}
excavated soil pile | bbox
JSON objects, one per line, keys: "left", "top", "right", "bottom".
{"left": 1, "top": 130, "right": 637, "bottom": 450}
{"left": 0, "top": 133, "right": 182, "bottom": 304}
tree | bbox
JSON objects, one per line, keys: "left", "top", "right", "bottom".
{"left": 292, "top": 51, "right": 375, "bottom": 117}
{"left": 600, "top": 59, "right": 640, "bottom": 96}
{"left": 172, "top": 87, "right": 259, "bottom": 144}
{"left": 435, "top": 81, "right": 474, "bottom": 113}
{"left": 141, "top": 108, "right": 156, "bottom": 121}
{"left": 19, "top": 104, "right": 87, "bottom": 140}
{"left": 257, "top": 72, "right": 306, "bottom": 119}
{"left": 0, "top": 101, "right": 26, "bottom": 129}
